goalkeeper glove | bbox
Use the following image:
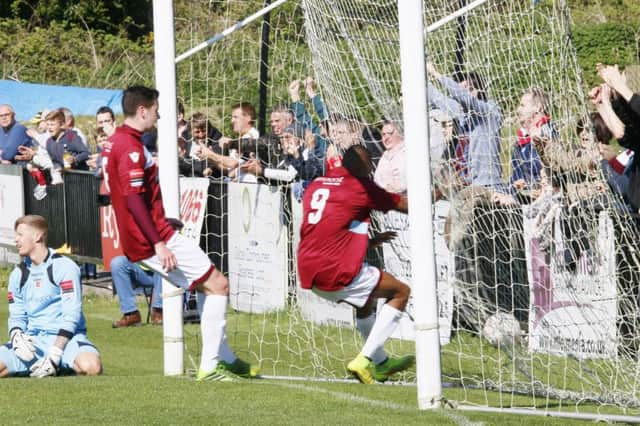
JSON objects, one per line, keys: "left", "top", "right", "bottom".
{"left": 10, "top": 329, "right": 36, "bottom": 362}
{"left": 29, "top": 346, "right": 63, "bottom": 378}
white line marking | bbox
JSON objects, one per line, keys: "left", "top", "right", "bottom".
{"left": 258, "top": 380, "right": 482, "bottom": 426}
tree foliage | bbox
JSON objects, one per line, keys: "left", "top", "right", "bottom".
{"left": 0, "top": 17, "right": 153, "bottom": 88}
{"left": 0, "top": 0, "right": 636, "bottom": 121}
{"left": 0, "top": 0, "right": 152, "bottom": 39}
{"left": 572, "top": 22, "right": 639, "bottom": 87}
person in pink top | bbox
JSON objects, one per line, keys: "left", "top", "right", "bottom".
{"left": 374, "top": 120, "right": 406, "bottom": 194}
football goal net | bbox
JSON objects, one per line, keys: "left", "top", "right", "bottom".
{"left": 162, "top": 0, "right": 640, "bottom": 419}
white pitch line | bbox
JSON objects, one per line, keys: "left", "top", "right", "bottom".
{"left": 258, "top": 380, "right": 482, "bottom": 426}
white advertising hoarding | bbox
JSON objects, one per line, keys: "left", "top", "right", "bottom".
{"left": 0, "top": 165, "right": 25, "bottom": 250}
{"left": 178, "top": 177, "right": 210, "bottom": 243}
{"left": 228, "top": 183, "right": 288, "bottom": 313}
{"left": 524, "top": 205, "right": 617, "bottom": 359}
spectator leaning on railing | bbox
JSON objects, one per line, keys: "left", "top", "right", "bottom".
{"left": 0, "top": 103, "right": 33, "bottom": 164}
{"left": 44, "top": 109, "right": 90, "bottom": 172}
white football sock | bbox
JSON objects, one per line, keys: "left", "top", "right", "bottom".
{"left": 361, "top": 304, "right": 402, "bottom": 361}
{"left": 196, "top": 292, "right": 236, "bottom": 364}
{"left": 199, "top": 294, "right": 229, "bottom": 372}
{"left": 356, "top": 313, "right": 387, "bottom": 364}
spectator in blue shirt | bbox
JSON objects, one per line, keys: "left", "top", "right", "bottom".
{"left": 44, "top": 110, "right": 90, "bottom": 171}
{"left": 509, "top": 87, "right": 557, "bottom": 202}
{"left": 426, "top": 63, "right": 504, "bottom": 190}
{"left": 0, "top": 104, "right": 33, "bottom": 164}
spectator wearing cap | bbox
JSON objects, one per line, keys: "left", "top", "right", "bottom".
{"left": 21, "top": 108, "right": 60, "bottom": 188}
{"left": 0, "top": 104, "right": 33, "bottom": 164}
{"left": 25, "top": 109, "right": 51, "bottom": 149}
{"left": 374, "top": 120, "right": 407, "bottom": 194}
{"left": 15, "top": 108, "right": 61, "bottom": 199}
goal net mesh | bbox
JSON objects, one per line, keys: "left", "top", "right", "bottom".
{"left": 174, "top": 0, "right": 640, "bottom": 412}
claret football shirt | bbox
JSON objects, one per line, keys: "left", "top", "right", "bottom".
{"left": 104, "top": 124, "right": 174, "bottom": 262}
{"left": 297, "top": 167, "right": 399, "bottom": 291}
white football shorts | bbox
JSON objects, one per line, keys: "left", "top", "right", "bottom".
{"left": 142, "top": 232, "right": 214, "bottom": 291}
{"left": 311, "top": 262, "right": 381, "bottom": 308}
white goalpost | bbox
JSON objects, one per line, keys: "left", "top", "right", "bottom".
{"left": 397, "top": 0, "right": 442, "bottom": 410}
{"left": 152, "top": 0, "right": 640, "bottom": 421}
{"left": 152, "top": 0, "right": 183, "bottom": 376}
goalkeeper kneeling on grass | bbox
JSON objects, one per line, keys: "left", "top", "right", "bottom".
{"left": 0, "top": 215, "right": 102, "bottom": 378}
{"left": 297, "top": 145, "right": 415, "bottom": 384}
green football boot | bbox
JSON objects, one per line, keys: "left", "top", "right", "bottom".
{"left": 218, "top": 358, "right": 260, "bottom": 378}
{"left": 373, "top": 355, "right": 415, "bottom": 382}
{"left": 195, "top": 364, "right": 234, "bottom": 382}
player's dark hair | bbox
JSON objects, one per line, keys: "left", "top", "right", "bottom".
{"left": 96, "top": 106, "right": 115, "bottom": 120}
{"left": 122, "top": 86, "right": 159, "bottom": 117}
{"left": 343, "top": 144, "right": 371, "bottom": 178}
{"left": 15, "top": 214, "right": 48, "bottom": 243}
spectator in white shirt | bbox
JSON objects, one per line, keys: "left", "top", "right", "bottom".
{"left": 374, "top": 120, "right": 406, "bottom": 194}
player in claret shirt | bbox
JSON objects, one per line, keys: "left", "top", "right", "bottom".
{"left": 0, "top": 215, "right": 102, "bottom": 378}
{"left": 104, "top": 85, "right": 257, "bottom": 381}
{"left": 297, "top": 145, "right": 415, "bottom": 384}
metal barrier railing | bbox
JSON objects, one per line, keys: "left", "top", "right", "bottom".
{"left": 21, "top": 168, "right": 102, "bottom": 263}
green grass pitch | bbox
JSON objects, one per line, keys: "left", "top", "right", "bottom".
{"left": 0, "top": 267, "right": 631, "bottom": 425}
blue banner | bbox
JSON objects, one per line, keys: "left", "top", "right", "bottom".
{"left": 0, "top": 79, "right": 122, "bottom": 121}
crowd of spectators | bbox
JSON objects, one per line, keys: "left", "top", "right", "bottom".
{"left": 2, "top": 63, "right": 640, "bottom": 327}
{"left": 3, "top": 65, "right": 638, "bottom": 211}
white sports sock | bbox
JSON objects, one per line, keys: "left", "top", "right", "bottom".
{"left": 360, "top": 304, "right": 402, "bottom": 361}
{"left": 356, "top": 313, "right": 387, "bottom": 364}
{"left": 199, "top": 294, "right": 229, "bottom": 372}
{"left": 197, "top": 292, "right": 236, "bottom": 364}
